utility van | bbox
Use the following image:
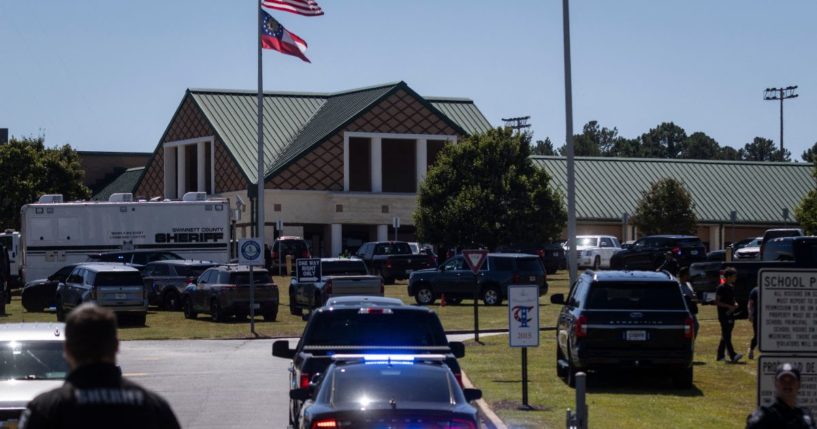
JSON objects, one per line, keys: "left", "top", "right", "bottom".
{"left": 20, "top": 192, "right": 232, "bottom": 284}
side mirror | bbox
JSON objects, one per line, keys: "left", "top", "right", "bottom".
{"left": 448, "top": 341, "right": 465, "bottom": 358}
{"left": 272, "top": 340, "right": 295, "bottom": 359}
{"left": 463, "top": 388, "right": 482, "bottom": 402}
{"left": 289, "top": 387, "right": 312, "bottom": 401}
{"left": 550, "top": 294, "right": 565, "bottom": 305}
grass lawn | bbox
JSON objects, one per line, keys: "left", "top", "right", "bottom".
{"left": 3, "top": 272, "right": 759, "bottom": 428}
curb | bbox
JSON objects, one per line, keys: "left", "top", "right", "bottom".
{"left": 461, "top": 369, "right": 507, "bottom": 429}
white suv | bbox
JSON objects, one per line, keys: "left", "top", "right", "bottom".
{"left": 575, "top": 235, "right": 622, "bottom": 270}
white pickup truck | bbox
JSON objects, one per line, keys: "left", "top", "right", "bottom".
{"left": 574, "top": 235, "right": 622, "bottom": 270}
{"left": 288, "top": 258, "right": 383, "bottom": 315}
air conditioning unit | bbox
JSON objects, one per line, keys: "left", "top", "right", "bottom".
{"left": 182, "top": 192, "right": 207, "bottom": 202}
{"left": 108, "top": 193, "right": 134, "bottom": 202}
{"left": 38, "top": 194, "right": 64, "bottom": 203}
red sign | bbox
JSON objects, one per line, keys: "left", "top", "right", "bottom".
{"left": 462, "top": 249, "right": 488, "bottom": 274}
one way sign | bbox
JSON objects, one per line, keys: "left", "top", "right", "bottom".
{"left": 462, "top": 249, "right": 488, "bottom": 274}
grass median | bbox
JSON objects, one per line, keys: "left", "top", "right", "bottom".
{"left": 4, "top": 272, "right": 758, "bottom": 429}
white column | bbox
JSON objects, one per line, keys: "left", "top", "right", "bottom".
{"left": 331, "top": 224, "right": 343, "bottom": 257}
{"left": 371, "top": 137, "right": 382, "bottom": 192}
{"left": 197, "top": 141, "right": 206, "bottom": 193}
{"left": 176, "top": 145, "right": 186, "bottom": 197}
{"left": 377, "top": 225, "right": 388, "bottom": 242}
{"left": 343, "top": 135, "right": 350, "bottom": 192}
{"left": 416, "top": 138, "right": 427, "bottom": 187}
{"left": 163, "top": 146, "right": 176, "bottom": 198}
{"left": 709, "top": 225, "right": 721, "bottom": 251}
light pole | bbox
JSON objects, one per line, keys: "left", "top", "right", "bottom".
{"left": 763, "top": 86, "right": 798, "bottom": 161}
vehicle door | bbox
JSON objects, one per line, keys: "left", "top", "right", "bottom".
{"left": 628, "top": 237, "right": 657, "bottom": 268}
{"left": 193, "top": 270, "right": 214, "bottom": 310}
{"left": 598, "top": 237, "right": 618, "bottom": 266}
{"left": 63, "top": 269, "right": 84, "bottom": 309}
{"left": 144, "top": 263, "right": 173, "bottom": 298}
{"left": 558, "top": 276, "right": 588, "bottom": 354}
{"left": 435, "top": 256, "right": 467, "bottom": 295}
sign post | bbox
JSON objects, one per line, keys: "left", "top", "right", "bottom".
{"left": 757, "top": 268, "right": 817, "bottom": 411}
{"left": 392, "top": 217, "right": 400, "bottom": 241}
{"left": 239, "top": 238, "right": 264, "bottom": 336}
{"left": 462, "top": 249, "right": 488, "bottom": 342}
{"left": 509, "top": 285, "right": 540, "bottom": 410}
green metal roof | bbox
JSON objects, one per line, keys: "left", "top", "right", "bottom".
{"left": 92, "top": 167, "right": 144, "bottom": 201}
{"left": 530, "top": 156, "right": 814, "bottom": 224}
{"left": 188, "top": 82, "right": 491, "bottom": 182}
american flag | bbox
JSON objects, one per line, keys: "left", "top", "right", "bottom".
{"left": 261, "top": 0, "right": 324, "bottom": 17}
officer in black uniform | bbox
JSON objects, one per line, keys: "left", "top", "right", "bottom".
{"left": 19, "top": 303, "right": 180, "bottom": 429}
{"left": 746, "top": 362, "right": 817, "bottom": 429}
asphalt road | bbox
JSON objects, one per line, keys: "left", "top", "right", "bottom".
{"left": 119, "top": 338, "right": 297, "bottom": 429}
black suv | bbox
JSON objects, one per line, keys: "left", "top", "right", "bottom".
{"left": 551, "top": 271, "right": 695, "bottom": 388}
{"left": 609, "top": 235, "right": 706, "bottom": 270}
{"left": 141, "top": 260, "right": 219, "bottom": 310}
{"left": 407, "top": 253, "right": 547, "bottom": 306}
{"left": 271, "top": 302, "right": 465, "bottom": 428}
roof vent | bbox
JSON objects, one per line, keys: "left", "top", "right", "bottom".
{"left": 38, "top": 194, "right": 63, "bottom": 203}
{"left": 182, "top": 192, "right": 207, "bottom": 202}
{"left": 109, "top": 193, "right": 134, "bottom": 202}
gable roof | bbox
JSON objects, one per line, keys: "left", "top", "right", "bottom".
{"left": 92, "top": 167, "right": 145, "bottom": 201}
{"left": 530, "top": 156, "right": 814, "bottom": 225}
{"left": 188, "top": 81, "right": 492, "bottom": 183}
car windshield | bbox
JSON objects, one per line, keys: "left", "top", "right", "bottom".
{"left": 516, "top": 258, "right": 544, "bottom": 273}
{"left": 577, "top": 237, "right": 599, "bottom": 247}
{"left": 585, "top": 282, "right": 685, "bottom": 310}
{"left": 176, "top": 265, "right": 215, "bottom": 277}
{"left": 229, "top": 272, "right": 272, "bottom": 284}
{"left": 677, "top": 238, "right": 703, "bottom": 248}
{"left": 374, "top": 243, "right": 412, "bottom": 255}
{"left": 0, "top": 340, "right": 69, "bottom": 380}
{"left": 322, "top": 261, "right": 368, "bottom": 276}
{"left": 305, "top": 311, "right": 447, "bottom": 346}
{"left": 330, "top": 365, "right": 453, "bottom": 406}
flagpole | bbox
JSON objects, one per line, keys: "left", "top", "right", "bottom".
{"left": 254, "top": 3, "right": 265, "bottom": 335}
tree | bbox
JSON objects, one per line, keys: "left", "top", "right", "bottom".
{"left": 0, "top": 137, "right": 90, "bottom": 229}
{"left": 640, "top": 122, "right": 688, "bottom": 158}
{"left": 802, "top": 141, "right": 817, "bottom": 163}
{"left": 716, "top": 146, "right": 742, "bottom": 160}
{"left": 631, "top": 178, "right": 697, "bottom": 236}
{"left": 414, "top": 128, "right": 566, "bottom": 250}
{"left": 795, "top": 161, "right": 817, "bottom": 235}
{"left": 531, "top": 137, "right": 556, "bottom": 156}
{"left": 557, "top": 120, "right": 621, "bottom": 157}
{"left": 681, "top": 132, "right": 720, "bottom": 159}
{"left": 741, "top": 137, "right": 790, "bottom": 161}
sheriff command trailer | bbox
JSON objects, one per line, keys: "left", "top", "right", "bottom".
{"left": 20, "top": 192, "right": 231, "bottom": 283}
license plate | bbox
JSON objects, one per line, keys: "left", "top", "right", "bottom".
{"left": 553, "top": 252, "right": 559, "bottom": 256}
{"left": 690, "top": 250, "right": 698, "bottom": 255}
{"left": 703, "top": 292, "right": 716, "bottom": 303}
{"left": 626, "top": 330, "right": 647, "bottom": 341}
{"left": 115, "top": 293, "right": 127, "bottom": 300}
{"left": 252, "top": 303, "right": 260, "bottom": 309}
{"left": 529, "top": 276, "right": 536, "bottom": 282}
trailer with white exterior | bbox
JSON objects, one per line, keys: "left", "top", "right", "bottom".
{"left": 20, "top": 192, "right": 231, "bottom": 283}
{"left": 0, "top": 230, "right": 21, "bottom": 287}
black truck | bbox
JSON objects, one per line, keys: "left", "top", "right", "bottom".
{"left": 271, "top": 301, "right": 465, "bottom": 427}
{"left": 689, "top": 236, "right": 817, "bottom": 314}
{"left": 354, "top": 241, "right": 437, "bottom": 284}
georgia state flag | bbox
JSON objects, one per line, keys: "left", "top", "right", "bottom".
{"left": 260, "top": 10, "right": 310, "bottom": 63}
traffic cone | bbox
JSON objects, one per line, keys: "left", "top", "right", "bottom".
{"left": 440, "top": 293, "right": 447, "bottom": 307}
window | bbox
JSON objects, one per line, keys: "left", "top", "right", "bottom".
{"left": 381, "top": 139, "right": 416, "bottom": 193}
{"left": 600, "top": 238, "right": 614, "bottom": 248}
{"left": 94, "top": 272, "right": 142, "bottom": 287}
{"left": 348, "top": 137, "right": 371, "bottom": 192}
{"left": 490, "top": 257, "right": 514, "bottom": 272}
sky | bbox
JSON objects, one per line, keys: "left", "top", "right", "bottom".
{"left": 2, "top": 1, "right": 816, "bottom": 160}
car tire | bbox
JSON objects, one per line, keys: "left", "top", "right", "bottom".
{"left": 414, "top": 285, "right": 435, "bottom": 305}
{"left": 211, "top": 300, "right": 225, "bottom": 323}
{"left": 447, "top": 297, "right": 463, "bottom": 305}
{"left": 132, "top": 312, "right": 147, "bottom": 326}
{"left": 289, "top": 294, "right": 302, "bottom": 316}
{"left": 162, "top": 290, "right": 182, "bottom": 311}
{"left": 672, "top": 367, "right": 693, "bottom": 389}
{"left": 593, "top": 256, "right": 601, "bottom": 271}
{"left": 183, "top": 297, "right": 197, "bottom": 319}
{"left": 56, "top": 297, "right": 66, "bottom": 322}
{"left": 482, "top": 286, "right": 502, "bottom": 306}
{"left": 263, "top": 306, "right": 278, "bottom": 322}
{"left": 21, "top": 292, "right": 44, "bottom": 312}
{"left": 383, "top": 276, "right": 395, "bottom": 285}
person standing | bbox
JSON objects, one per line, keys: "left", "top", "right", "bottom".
{"left": 747, "top": 285, "right": 759, "bottom": 359}
{"left": 657, "top": 251, "right": 680, "bottom": 277}
{"left": 677, "top": 266, "right": 699, "bottom": 338}
{"left": 19, "top": 303, "right": 181, "bottom": 429}
{"left": 716, "top": 267, "right": 743, "bottom": 363}
{"left": 746, "top": 363, "right": 817, "bottom": 428}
